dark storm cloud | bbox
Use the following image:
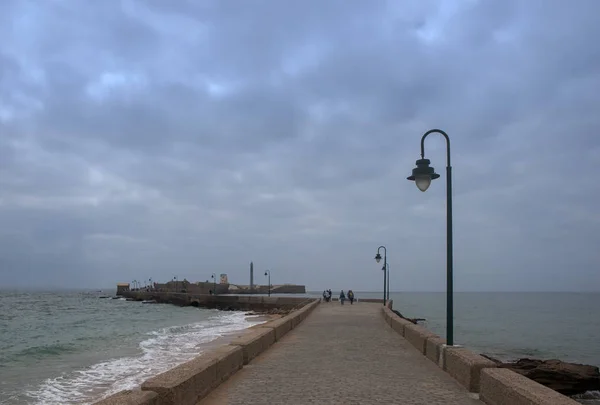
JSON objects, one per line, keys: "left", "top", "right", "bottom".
{"left": 1, "top": 0, "right": 599, "bottom": 291}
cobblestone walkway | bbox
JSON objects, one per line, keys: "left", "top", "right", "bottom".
{"left": 200, "top": 302, "right": 482, "bottom": 405}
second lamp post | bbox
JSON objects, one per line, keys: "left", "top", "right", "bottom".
{"left": 385, "top": 262, "right": 390, "bottom": 302}
{"left": 264, "top": 270, "right": 271, "bottom": 297}
{"left": 374, "top": 246, "right": 387, "bottom": 305}
{"left": 211, "top": 273, "right": 217, "bottom": 295}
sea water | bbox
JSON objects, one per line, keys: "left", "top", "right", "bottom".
{"left": 375, "top": 292, "right": 600, "bottom": 367}
{"left": 0, "top": 291, "right": 265, "bottom": 405}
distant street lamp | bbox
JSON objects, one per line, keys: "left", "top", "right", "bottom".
{"left": 385, "top": 262, "right": 390, "bottom": 302}
{"left": 211, "top": 273, "right": 217, "bottom": 295}
{"left": 173, "top": 276, "right": 178, "bottom": 292}
{"left": 264, "top": 270, "right": 271, "bottom": 297}
{"left": 407, "top": 128, "right": 454, "bottom": 346}
{"left": 148, "top": 278, "right": 153, "bottom": 290}
{"left": 374, "top": 246, "right": 387, "bottom": 305}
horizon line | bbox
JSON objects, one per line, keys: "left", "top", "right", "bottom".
{"left": 1, "top": 288, "right": 599, "bottom": 294}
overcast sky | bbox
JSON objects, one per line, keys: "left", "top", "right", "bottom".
{"left": 1, "top": 0, "right": 599, "bottom": 292}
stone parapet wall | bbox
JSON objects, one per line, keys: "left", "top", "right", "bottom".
{"left": 479, "top": 368, "right": 580, "bottom": 405}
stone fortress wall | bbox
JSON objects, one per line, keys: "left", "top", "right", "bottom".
{"left": 125, "top": 281, "right": 306, "bottom": 295}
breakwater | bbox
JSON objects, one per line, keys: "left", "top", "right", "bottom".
{"left": 89, "top": 296, "right": 591, "bottom": 405}
{"left": 121, "top": 291, "right": 313, "bottom": 311}
{"left": 381, "top": 304, "right": 583, "bottom": 405}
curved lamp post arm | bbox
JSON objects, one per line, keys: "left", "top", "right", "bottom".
{"left": 420, "top": 128, "right": 451, "bottom": 167}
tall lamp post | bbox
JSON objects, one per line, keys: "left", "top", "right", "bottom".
{"left": 211, "top": 273, "right": 217, "bottom": 295}
{"left": 173, "top": 276, "right": 178, "bottom": 293}
{"left": 374, "top": 246, "right": 387, "bottom": 305}
{"left": 407, "top": 128, "right": 454, "bottom": 346}
{"left": 264, "top": 270, "right": 271, "bottom": 297}
{"left": 385, "top": 262, "right": 390, "bottom": 302}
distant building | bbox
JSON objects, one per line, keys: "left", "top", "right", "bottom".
{"left": 220, "top": 273, "right": 228, "bottom": 284}
{"left": 116, "top": 283, "right": 130, "bottom": 295}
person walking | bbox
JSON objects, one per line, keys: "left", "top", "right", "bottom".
{"left": 347, "top": 290, "right": 355, "bottom": 305}
{"left": 339, "top": 290, "right": 346, "bottom": 305}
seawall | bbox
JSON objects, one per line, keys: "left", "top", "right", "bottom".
{"left": 381, "top": 305, "right": 580, "bottom": 405}
{"left": 121, "top": 291, "right": 312, "bottom": 311}
{"left": 93, "top": 298, "right": 321, "bottom": 405}
{"left": 234, "top": 284, "right": 306, "bottom": 294}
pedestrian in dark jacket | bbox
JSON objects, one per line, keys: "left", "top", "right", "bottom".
{"left": 348, "top": 290, "right": 355, "bottom": 305}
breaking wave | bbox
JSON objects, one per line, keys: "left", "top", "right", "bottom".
{"left": 24, "top": 312, "right": 262, "bottom": 405}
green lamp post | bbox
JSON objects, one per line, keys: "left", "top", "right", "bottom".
{"left": 385, "top": 262, "right": 390, "bottom": 302}
{"left": 264, "top": 270, "right": 271, "bottom": 297}
{"left": 407, "top": 128, "right": 454, "bottom": 346}
{"left": 374, "top": 246, "right": 387, "bottom": 305}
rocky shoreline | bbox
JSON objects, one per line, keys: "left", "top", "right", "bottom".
{"left": 245, "top": 308, "right": 293, "bottom": 316}
{"left": 481, "top": 355, "right": 600, "bottom": 398}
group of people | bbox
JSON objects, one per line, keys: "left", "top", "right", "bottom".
{"left": 322, "top": 289, "right": 333, "bottom": 302}
{"left": 322, "top": 289, "right": 355, "bottom": 305}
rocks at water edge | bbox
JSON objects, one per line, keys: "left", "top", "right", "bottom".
{"left": 482, "top": 356, "right": 600, "bottom": 396}
{"left": 244, "top": 308, "right": 292, "bottom": 316}
{"left": 391, "top": 309, "right": 426, "bottom": 324}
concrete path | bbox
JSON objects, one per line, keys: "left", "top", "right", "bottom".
{"left": 200, "top": 302, "right": 483, "bottom": 405}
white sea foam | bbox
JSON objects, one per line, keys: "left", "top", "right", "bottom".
{"left": 26, "top": 311, "right": 264, "bottom": 405}
{"left": 573, "top": 390, "right": 600, "bottom": 400}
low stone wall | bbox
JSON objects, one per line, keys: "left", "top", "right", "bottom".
{"left": 229, "top": 328, "right": 275, "bottom": 365}
{"left": 140, "top": 345, "right": 243, "bottom": 405}
{"left": 380, "top": 306, "right": 581, "bottom": 403}
{"left": 444, "top": 347, "right": 497, "bottom": 392}
{"left": 404, "top": 323, "right": 437, "bottom": 355}
{"left": 94, "top": 299, "right": 320, "bottom": 405}
{"left": 479, "top": 368, "right": 580, "bottom": 405}
{"left": 425, "top": 336, "right": 446, "bottom": 366}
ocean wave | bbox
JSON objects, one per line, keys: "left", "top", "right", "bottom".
{"left": 13, "top": 342, "right": 79, "bottom": 359}
{"left": 25, "top": 311, "right": 264, "bottom": 405}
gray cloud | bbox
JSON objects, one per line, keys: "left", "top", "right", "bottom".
{"left": 1, "top": 0, "right": 599, "bottom": 292}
